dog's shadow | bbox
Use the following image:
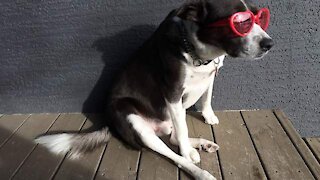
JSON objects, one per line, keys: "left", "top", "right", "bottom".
{"left": 82, "top": 24, "right": 156, "bottom": 114}
{"left": 80, "top": 25, "right": 157, "bottom": 132}
{"left": 37, "top": 25, "right": 157, "bottom": 138}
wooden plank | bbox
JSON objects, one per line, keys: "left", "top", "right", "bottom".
{"left": 274, "top": 109, "right": 320, "bottom": 178}
{"left": 0, "top": 113, "right": 59, "bottom": 179}
{"left": 53, "top": 114, "right": 107, "bottom": 180}
{"left": 12, "top": 113, "right": 86, "bottom": 180}
{"left": 305, "top": 138, "right": 320, "bottom": 164}
{"left": 180, "top": 112, "right": 222, "bottom": 180}
{"left": 0, "top": 114, "right": 30, "bottom": 147}
{"left": 95, "top": 136, "right": 140, "bottom": 180}
{"left": 138, "top": 148, "right": 178, "bottom": 180}
{"left": 213, "top": 111, "right": 267, "bottom": 180}
{"left": 242, "top": 110, "right": 314, "bottom": 179}
{"left": 138, "top": 136, "right": 178, "bottom": 180}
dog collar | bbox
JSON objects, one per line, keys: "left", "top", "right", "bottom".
{"left": 181, "top": 26, "right": 214, "bottom": 67}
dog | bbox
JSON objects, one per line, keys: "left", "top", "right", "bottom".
{"left": 36, "top": 0, "right": 273, "bottom": 179}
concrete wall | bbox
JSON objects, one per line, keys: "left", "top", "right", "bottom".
{"left": 0, "top": 0, "right": 319, "bottom": 136}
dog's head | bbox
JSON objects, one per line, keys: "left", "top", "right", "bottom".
{"left": 176, "top": 0, "right": 274, "bottom": 59}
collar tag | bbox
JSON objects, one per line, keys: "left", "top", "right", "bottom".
{"left": 193, "top": 59, "right": 202, "bottom": 66}
{"left": 192, "top": 59, "right": 213, "bottom": 66}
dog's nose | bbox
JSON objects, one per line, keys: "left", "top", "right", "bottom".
{"left": 260, "top": 38, "right": 274, "bottom": 51}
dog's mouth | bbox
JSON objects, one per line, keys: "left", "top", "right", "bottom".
{"left": 254, "top": 51, "right": 269, "bottom": 59}
{"left": 224, "top": 45, "right": 271, "bottom": 59}
{"left": 224, "top": 48, "right": 250, "bottom": 58}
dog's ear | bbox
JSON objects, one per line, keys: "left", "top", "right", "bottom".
{"left": 176, "top": 0, "right": 208, "bottom": 24}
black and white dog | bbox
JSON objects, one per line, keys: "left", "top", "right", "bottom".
{"left": 36, "top": 0, "right": 273, "bottom": 179}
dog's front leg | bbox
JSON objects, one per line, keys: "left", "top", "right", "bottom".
{"left": 167, "top": 100, "right": 200, "bottom": 164}
{"left": 200, "top": 76, "right": 219, "bottom": 125}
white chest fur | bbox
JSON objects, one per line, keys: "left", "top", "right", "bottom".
{"left": 182, "top": 53, "right": 225, "bottom": 109}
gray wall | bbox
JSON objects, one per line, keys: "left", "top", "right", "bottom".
{"left": 0, "top": 0, "right": 319, "bottom": 137}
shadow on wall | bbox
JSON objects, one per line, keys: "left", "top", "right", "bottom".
{"left": 82, "top": 24, "right": 157, "bottom": 113}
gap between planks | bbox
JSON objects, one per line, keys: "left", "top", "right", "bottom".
{"left": 273, "top": 109, "right": 320, "bottom": 179}
{"left": 0, "top": 114, "right": 60, "bottom": 179}
{"left": 10, "top": 114, "right": 61, "bottom": 178}
{"left": 11, "top": 113, "right": 85, "bottom": 180}
{"left": 0, "top": 114, "right": 31, "bottom": 148}
{"left": 241, "top": 110, "right": 315, "bottom": 179}
{"left": 304, "top": 138, "right": 320, "bottom": 167}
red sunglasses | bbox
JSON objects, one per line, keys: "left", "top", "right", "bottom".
{"left": 207, "top": 8, "right": 270, "bottom": 37}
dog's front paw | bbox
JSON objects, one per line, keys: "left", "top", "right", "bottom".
{"left": 195, "top": 170, "right": 217, "bottom": 180}
{"left": 198, "top": 139, "right": 219, "bottom": 153}
{"left": 202, "top": 109, "right": 219, "bottom": 125}
{"left": 181, "top": 147, "right": 201, "bottom": 164}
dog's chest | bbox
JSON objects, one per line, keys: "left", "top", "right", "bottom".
{"left": 183, "top": 63, "right": 215, "bottom": 92}
{"left": 181, "top": 63, "right": 217, "bottom": 108}
{"left": 181, "top": 55, "right": 224, "bottom": 109}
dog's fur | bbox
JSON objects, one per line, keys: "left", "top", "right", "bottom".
{"left": 36, "top": 0, "right": 273, "bottom": 179}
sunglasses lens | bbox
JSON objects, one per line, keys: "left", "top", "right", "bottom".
{"left": 259, "top": 10, "right": 270, "bottom": 30}
{"left": 233, "top": 13, "right": 253, "bottom": 35}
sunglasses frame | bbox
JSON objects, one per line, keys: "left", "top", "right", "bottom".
{"left": 208, "top": 8, "right": 270, "bottom": 37}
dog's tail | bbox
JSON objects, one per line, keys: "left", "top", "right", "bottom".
{"left": 35, "top": 127, "right": 111, "bottom": 159}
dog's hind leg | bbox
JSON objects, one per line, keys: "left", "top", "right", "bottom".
{"left": 167, "top": 100, "right": 201, "bottom": 164}
{"left": 127, "top": 114, "right": 216, "bottom": 180}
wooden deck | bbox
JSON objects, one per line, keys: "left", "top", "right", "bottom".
{"left": 0, "top": 110, "right": 319, "bottom": 180}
